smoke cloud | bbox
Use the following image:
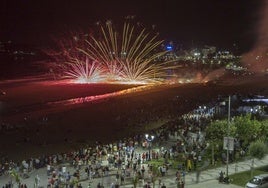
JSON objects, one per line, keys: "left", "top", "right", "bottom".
{"left": 242, "top": 0, "right": 268, "bottom": 73}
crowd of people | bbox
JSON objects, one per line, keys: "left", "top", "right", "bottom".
{"left": 0, "top": 90, "right": 232, "bottom": 188}
{"left": 0, "top": 103, "right": 217, "bottom": 188}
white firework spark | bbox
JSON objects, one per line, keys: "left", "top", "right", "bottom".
{"left": 65, "top": 57, "right": 105, "bottom": 83}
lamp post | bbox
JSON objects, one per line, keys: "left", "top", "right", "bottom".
{"left": 145, "top": 134, "right": 155, "bottom": 161}
{"left": 226, "top": 95, "right": 231, "bottom": 177}
{"left": 222, "top": 96, "right": 233, "bottom": 183}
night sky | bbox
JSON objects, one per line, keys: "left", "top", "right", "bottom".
{"left": 0, "top": 0, "right": 263, "bottom": 52}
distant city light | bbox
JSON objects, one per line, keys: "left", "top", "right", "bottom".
{"left": 194, "top": 52, "right": 200, "bottom": 56}
{"left": 166, "top": 45, "right": 173, "bottom": 51}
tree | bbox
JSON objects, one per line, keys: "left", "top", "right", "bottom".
{"left": 260, "top": 120, "right": 268, "bottom": 141}
{"left": 205, "top": 119, "right": 236, "bottom": 165}
{"left": 206, "top": 120, "right": 236, "bottom": 143}
{"left": 233, "top": 114, "right": 262, "bottom": 147}
{"left": 249, "top": 139, "right": 267, "bottom": 160}
{"left": 248, "top": 139, "right": 267, "bottom": 177}
{"left": 206, "top": 115, "right": 265, "bottom": 164}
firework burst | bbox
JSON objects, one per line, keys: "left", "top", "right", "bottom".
{"left": 48, "top": 21, "right": 176, "bottom": 84}
{"left": 79, "top": 21, "right": 173, "bottom": 83}
{"left": 65, "top": 57, "right": 105, "bottom": 83}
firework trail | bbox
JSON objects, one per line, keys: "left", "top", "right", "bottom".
{"left": 48, "top": 21, "right": 176, "bottom": 84}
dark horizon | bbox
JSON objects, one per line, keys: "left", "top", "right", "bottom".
{"left": 0, "top": 0, "right": 264, "bottom": 53}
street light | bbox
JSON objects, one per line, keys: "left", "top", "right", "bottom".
{"left": 224, "top": 95, "right": 234, "bottom": 180}
{"left": 145, "top": 134, "right": 155, "bottom": 160}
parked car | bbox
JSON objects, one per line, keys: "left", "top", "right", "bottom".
{"left": 245, "top": 174, "right": 268, "bottom": 188}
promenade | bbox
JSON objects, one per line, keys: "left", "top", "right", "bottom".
{"left": 1, "top": 143, "right": 268, "bottom": 188}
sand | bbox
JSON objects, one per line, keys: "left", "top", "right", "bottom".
{"left": 0, "top": 73, "right": 267, "bottom": 161}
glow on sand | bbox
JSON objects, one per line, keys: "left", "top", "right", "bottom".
{"left": 48, "top": 21, "right": 177, "bottom": 84}
{"left": 48, "top": 84, "right": 157, "bottom": 106}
